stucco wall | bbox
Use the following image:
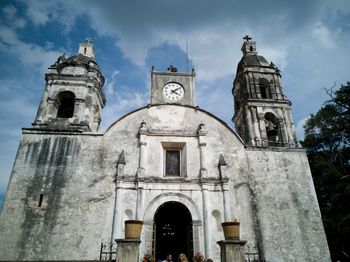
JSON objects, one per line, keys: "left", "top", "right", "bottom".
{"left": 244, "top": 149, "right": 330, "bottom": 261}
{"left": 0, "top": 133, "right": 115, "bottom": 260}
{"left": 0, "top": 105, "right": 330, "bottom": 261}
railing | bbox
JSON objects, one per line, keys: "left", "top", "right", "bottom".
{"left": 100, "top": 242, "right": 117, "bottom": 261}
{"left": 100, "top": 241, "right": 265, "bottom": 262}
{"left": 245, "top": 244, "right": 265, "bottom": 262}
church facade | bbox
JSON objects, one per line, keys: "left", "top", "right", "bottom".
{"left": 0, "top": 37, "right": 330, "bottom": 261}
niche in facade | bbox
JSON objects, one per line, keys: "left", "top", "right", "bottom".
{"left": 56, "top": 91, "right": 75, "bottom": 118}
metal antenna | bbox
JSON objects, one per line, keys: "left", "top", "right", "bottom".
{"left": 186, "top": 39, "right": 189, "bottom": 73}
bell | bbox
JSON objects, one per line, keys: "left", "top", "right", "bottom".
{"left": 267, "top": 128, "right": 278, "bottom": 136}
{"left": 266, "top": 125, "right": 275, "bottom": 132}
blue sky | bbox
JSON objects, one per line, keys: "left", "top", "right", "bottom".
{"left": 0, "top": 0, "right": 349, "bottom": 201}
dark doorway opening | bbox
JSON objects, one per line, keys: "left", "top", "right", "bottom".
{"left": 153, "top": 201, "right": 193, "bottom": 261}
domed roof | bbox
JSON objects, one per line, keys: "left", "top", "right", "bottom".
{"left": 239, "top": 54, "right": 270, "bottom": 67}
{"left": 236, "top": 53, "right": 274, "bottom": 75}
{"left": 52, "top": 53, "right": 101, "bottom": 72}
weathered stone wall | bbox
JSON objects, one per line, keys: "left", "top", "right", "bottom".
{"left": 0, "top": 132, "right": 115, "bottom": 260}
{"left": 0, "top": 105, "right": 330, "bottom": 262}
{"left": 244, "top": 149, "right": 330, "bottom": 261}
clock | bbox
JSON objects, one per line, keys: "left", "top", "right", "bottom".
{"left": 163, "top": 82, "right": 184, "bottom": 101}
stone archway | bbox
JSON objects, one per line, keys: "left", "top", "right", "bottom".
{"left": 141, "top": 193, "right": 202, "bottom": 260}
{"left": 154, "top": 201, "right": 193, "bottom": 261}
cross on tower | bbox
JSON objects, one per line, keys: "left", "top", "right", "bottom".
{"left": 243, "top": 35, "right": 252, "bottom": 41}
{"left": 85, "top": 37, "right": 93, "bottom": 44}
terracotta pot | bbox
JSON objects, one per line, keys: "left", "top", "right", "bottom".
{"left": 125, "top": 220, "right": 143, "bottom": 239}
{"left": 221, "top": 221, "right": 240, "bottom": 240}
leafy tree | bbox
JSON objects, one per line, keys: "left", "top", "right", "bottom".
{"left": 302, "top": 82, "right": 350, "bottom": 261}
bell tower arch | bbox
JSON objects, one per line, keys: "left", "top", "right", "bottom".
{"left": 232, "top": 36, "right": 297, "bottom": 147}
{"left": 33, "top": 39, "right": 105, "bottom": 132}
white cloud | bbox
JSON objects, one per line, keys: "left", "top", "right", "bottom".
{"left": 105, "top": 70, "right": 120, "bottom": 96}
{"left": 259, "top": 47, "right": 288, "bottom": 71}
{"left": 111, "top": 70, "right": 120, "bottom": 79}
{"left": 312, "top": 22, "right": 338, "bottom": 48}
{"left": 14, "top": 0, "right": 348, "bottom": 84}
{"left": 2, "top": 4, "right": 26, "bottom": 29}
{"left": 0, "top": 97, "right": 37, "bottom": 118}
{"left": 0, "top": 25, "right": 61, "bottom": 74}
{"left": 296, "top": 116, "right": 309, "bottom": 141}
{"left": 101, "top": 90, "right": 148, "bottom": 131}
{"left": 20, "top": 0, "right": 56, "bottom": 25}
{"left": 14, "top": 1, "right": 322, "bottom": 82}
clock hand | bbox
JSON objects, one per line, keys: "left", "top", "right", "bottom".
{"left": 171, "top": 90, "right": 180, "bottom": 95}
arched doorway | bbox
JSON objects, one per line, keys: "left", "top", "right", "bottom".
{"left": 153, "top": 201, "right": 193, "bottom": 261}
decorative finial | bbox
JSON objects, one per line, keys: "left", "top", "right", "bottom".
{"left": 218, "top": 154, "right": 227, "bottom": 167}
{"left": 85, "top": 37, "right": 93, "bottom": 44}
{"left": 243, "top": 35, "right": 252, "bottom": 41}
{"left": 117, "top": 150, "right": 126, "bottom": 165}
{"left": 139, "top": 120, "right": 147, "bottom": 133}
{"left": 198, "top": 123, "right": 207, "bottom": 135}
{"left": 167, "top": 65, "right": 178, "bottom": 72}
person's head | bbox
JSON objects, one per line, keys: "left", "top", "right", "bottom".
{"left": 206, "top": 259, "right": 213, "bottom": 262}
{"left": 166, "top": 254, "right": 172, "bottom": 261}
{"left": 178, "top": 253, "right": 188, "bottom": 262}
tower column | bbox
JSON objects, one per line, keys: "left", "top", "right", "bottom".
{"left": 73, "top": 99, "right": 85, "bottom": 122}
{"left": 34, "top": 83, "right": 51, "bottom": 125}
{"left": 258, "top": 113, "right": 268, "bottom": 146}
{"left": 282, "top": 108, "right": 295, "bottom": 146}
{"left": 46, "top": 97, "right": 58, "bottom": 121}
{"left": 251, "top": 107, "right": 261, "bottom": 146}
{"left": 245, "top": 107, "right": 255, "bottom": 146}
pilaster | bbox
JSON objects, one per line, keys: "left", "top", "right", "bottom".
{"left": 217, "top": 240, "right": 247, "bottom": 262}
{"left": 115, "top": 239, "right": 141, "bottom": 262}
{"left": 198, "top": 123, "right": 208, "bottom": 178}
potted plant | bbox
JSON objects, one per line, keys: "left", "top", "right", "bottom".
{"left": 221, "top": 219, "right": 240, "bottom": 240}
{"left": 124, "top": 220, "right": 143, "bottom": 239}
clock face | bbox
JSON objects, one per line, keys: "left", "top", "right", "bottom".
{"left": 163, "top": 82, "right": 184, "bottom": 101}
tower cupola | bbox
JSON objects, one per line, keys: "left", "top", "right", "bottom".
{"left": 33, "top": 39, "right": 105, "bottom": 132}
{"left": 232, "top": 36, "right": 297, "bottom": 147}
{"left": 241, "top": 35, "right": 257, "bottom": 54}
{"left": 78, "top": 37, "right": 95, "bottom": 59}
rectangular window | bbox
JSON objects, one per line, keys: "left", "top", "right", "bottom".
{"left": 165, "top": 150, "right": 181, "bottom": 176}
{"left": 38, "top": 194, "right": 44, "bottom": 207}
{"left": 162, "top": 142, "right": 186, "bottom": 177}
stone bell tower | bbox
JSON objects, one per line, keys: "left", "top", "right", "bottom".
{"left": 32, "top": 38, "right": 105, "bottom": 132}
{"left": 232, "top": 36, "right": 297, "bottom": 147}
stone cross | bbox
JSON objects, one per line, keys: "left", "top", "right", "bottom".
{"left": 85, "top": 37, "right": 93, "bottom": 44}
{"left": 243, "top": 35, "right": 252, "bottom": 41}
